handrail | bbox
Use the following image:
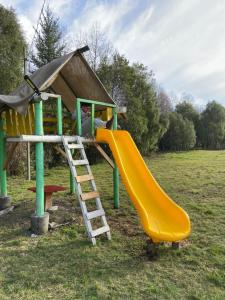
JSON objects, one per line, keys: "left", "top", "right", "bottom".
{"left": 76, "top": 98, "right": 117, "bottom": 136}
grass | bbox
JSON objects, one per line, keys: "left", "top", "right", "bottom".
{"left": 0, "top": 150, "right": 225, "bottom": 299}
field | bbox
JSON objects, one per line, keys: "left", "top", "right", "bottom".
{"left": 0, "top": 150, "right": 225, "bottom": 299}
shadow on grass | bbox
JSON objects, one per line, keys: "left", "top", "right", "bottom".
{"left": 1, "top": 235, "right": 148, "bottom": 298}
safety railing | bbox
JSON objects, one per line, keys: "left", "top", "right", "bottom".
{"left": 76, "top": 98, "right": 117, "bottom": 137}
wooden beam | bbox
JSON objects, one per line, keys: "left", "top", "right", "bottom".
{"left": 94, "top": 143, "right": 114, "bottom": 169}
{"left": 76, "top": 174, "right": 94, "bottom": 183}
{"left": 0, "top": 206, "right": 14, "bottom": 216}
{"left": 53, "top": 145, "right": 67, "bottom": 159}
{"left": 4, "top": 142, "right": 19, "bottom": 170}
{"left": 81, "top": 191, "right": 99, "bottom": 201}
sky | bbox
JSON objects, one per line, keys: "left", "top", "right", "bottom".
{"left": 1, "top": 0, "right": 225, "bottom": 108}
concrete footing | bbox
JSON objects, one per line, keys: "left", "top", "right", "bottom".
{"left": 31, "top": 212, "right": 49, "bottom": 235}
{"left": 0, "top": 196, "right": 11, "bottom": 210}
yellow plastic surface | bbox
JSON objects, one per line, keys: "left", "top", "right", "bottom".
{"left": 96, "top": 129, "right": 191, "bottom": 242}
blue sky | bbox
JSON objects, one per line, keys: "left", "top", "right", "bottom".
{"left": 1, "top": 0, "right": 225, "bottom": 108}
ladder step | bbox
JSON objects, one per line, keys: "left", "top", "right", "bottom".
{"left": 91, "top": 225, "right": 110, "bottom": 237}
{"left": 76, "top": 174, "right": 94, "bottom": 183}
{"left": 81, "top": 191, "right": 100, "bottom": 201}
{"left": 72, "top": 159, "right": 89, "bottom": 166}
{"left": 86, "top": 209, "right": 105, "bottom": 220}
{"left": 67, "top": 144, "right": 83, "bottom": 149}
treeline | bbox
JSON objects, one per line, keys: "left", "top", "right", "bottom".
{"left": 1, "top": 3, "right": 225, "bottom": 163}
{"left": 159, "top": 100, "right": 225, "bottom": 151}
{"left": 96, "top": 54, "right": 225, "bottom": 152}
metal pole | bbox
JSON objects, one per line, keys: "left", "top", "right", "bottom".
{"left": 35, "top": 100, "right": 44, "bottom": 217}
{"left": 112, "top": 107, "right": 119, "bottom": 208}
{"left": 0, "top": 116, "right": 7, "bottom": 196}
{"left": 24, "top": 46, "right": 31, "bottom": 181}
{"left": 77, "top": 97, "right": 116, "bottom": 108}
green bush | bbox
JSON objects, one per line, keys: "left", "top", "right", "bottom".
{"left": 159, "top": 112, "right": 196, "bottom": 151}
{"left": 199, "top": 101, "right": 225, "bottom": 149}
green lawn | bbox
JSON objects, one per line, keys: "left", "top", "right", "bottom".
{"left": 0, "top": 150, "right": 225, "bottom": 299}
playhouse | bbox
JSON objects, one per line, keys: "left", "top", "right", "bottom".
{"left": 0, "top": 47, "right": 191, "bottom": 247}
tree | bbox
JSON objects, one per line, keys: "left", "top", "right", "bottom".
{"left": 31, "top": 5, "right": 66, "bottom": 68}
{"left": 98, "top": 54, "right": 165, "bottom": 153}
{"left": 159, "top": 112, "right": 196, "bottom": 151}
{"left": 0, "top": 5, "right": 26, "bottom": 94}
{"left": 175, "top": 101, "right": 200, "bottom": 146}
{"left": 175, "top": 101, "right": 199, "bottom": 125}
{"left": 199, "top": 101, "right": 225, "bottom": 149}
{"left": 0, "top": 5, "right": 27, "bottom": 175}
{"left": 73, "top": 23, "right": 114, "bottom": 71}
{"left": 157, "top": 87, "right": 173, "bottom": 115}
{"left": 31, "top": 6, "right": 66, "bottom": 168}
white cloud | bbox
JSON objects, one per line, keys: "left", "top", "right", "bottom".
{"left": 68, "top": 0, "right": 135, "bottom": 42}
{"left": 18, "top": 14, "right": 34, "bottom": 43}
{"left": 113, "top": 0, "right": 225, "bottom": 104}
{"left": 1, "top": 0, "right": 225, "bottom": 106}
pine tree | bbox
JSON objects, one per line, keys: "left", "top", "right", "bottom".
{"left": 98, "top": 54, "right": 165, "bottom": 154}
{"left": 31, "top": 6, "right": 66, "bottom": 68}
{"left": 31, "top": 6, "right": 67, "bottom": 168}
{"left": 0, "top": 5, "right": 26, "bottom": 94}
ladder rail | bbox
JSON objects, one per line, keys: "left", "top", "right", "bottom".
{"left": 77, "top": 137, "right": 111, "bottom": 240}
{"left": 62, "top": 135, "right": 111, "bottom": 244}
{"left": 62, "top": 136, "right": 96, "bottom": 244}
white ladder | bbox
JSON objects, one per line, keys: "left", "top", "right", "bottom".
{"left": 62, "top": 136, "right": 111, "bottom": 245}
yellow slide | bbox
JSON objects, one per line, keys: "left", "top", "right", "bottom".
{"left": 96, "top": 129, "right": 191, "bottom": 243}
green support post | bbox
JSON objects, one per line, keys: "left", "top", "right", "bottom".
{"left": 76, "top": 99, "right": 82, "bottom": 135}
{"left": 57, "top": 96, "right": 63, "bottom": 135}
{"left": 35, "top": 100, "right": 44, "bottom": 217}
{"left": 112, "top": 107, "right": 119, "bottom": 209}
{"left": 77, "top": 98, "right": 116, "bottom": 108}
{"left": 91, "top": 104, "right": 95, "bottom": 136}
{"left": 70, "top": 170, "right": 76, "bottom": 194}
{"left": 70, "top": 99, "right": 82, "bottom": 194}
{"left": 0, "top": 116, "right": 7, "bottom": 196}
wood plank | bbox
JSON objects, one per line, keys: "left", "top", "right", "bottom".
{"left": 76, "top": 174, "right": 94, "bottom": 183}
{"left": 18, "top": 114, "right": 26, "bottom": 134}
{"left": 11, "top": 110, "right": 19, "bottom": 135}
{"left": 0, "top": 206, "right": 14, "bottom": 216}
{"left": 5, "top": 110, "right": 13, "bottom": 136}
{"left": 94, "top": 143, "right": 114, "bottom": 169}
{"left": 80, "top": 191, "right": 99, "bottom": 201}
{"left": 30, "top": 104, "right": 35, "bottom": 134}
{"left": 54, "top": 145, "right": 67, "bottom": 159}
{"left": 43, "top": 117, "right": 57, "bottom": 123}
{"left": 4, "top": 142, "right": 19, "bottom": 170}
{"left": 24, "top": 108, "right": 32, "bottom": 134}
{"left": 72, "top": 159, "right": 88, "bottom": 166}
{"left": 91, "top": 225, "right": 110, "bottom": 237}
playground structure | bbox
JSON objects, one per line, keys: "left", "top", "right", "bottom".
{"left": 0, "top": 48, "right": 190, "bottom": 247}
